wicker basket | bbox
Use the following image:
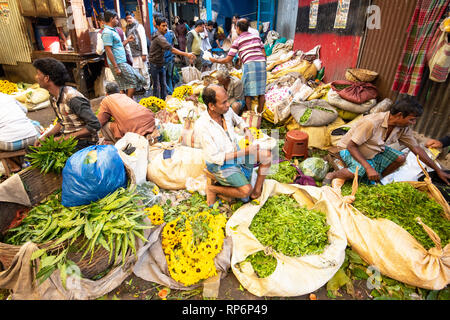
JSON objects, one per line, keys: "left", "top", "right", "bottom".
{"left": 345, "top": 68, "right": 378, "bottom": 82}
{"left": 0, "top": 163, "right": 136, "bottom": 278}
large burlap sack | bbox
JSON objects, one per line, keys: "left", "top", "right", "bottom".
{"left": 327, "top": 89, "right": 376, "bottom": 114}
{"left": 226, "top": 180, "right": 347, "bottom": 297}
{"left": 285, "top": 116, "right": 346, "bottom": 150}
{"left": 181, "top": 65, "right": 202, "bottom": 84}
{"left": 290, "top": 100, "right": 338, "bottom": 127}
{"left": 146, "top": 142, "right": 205, "bottom": 190}
{"left": 326, "top": 171, "right": 450, "bottom": 290}
{"left": 133, "top": 223, "right": 232, "bottom": 298}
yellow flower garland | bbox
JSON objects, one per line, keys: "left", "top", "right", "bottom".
{"left": 172, "top": 85, "right": 193, "bottom": 100}
{"left": 139, "top": 96, "right": 166, "bottom": 112}
{"left": 0, "top": 80, "right": 18, "bottom": 95}
{"left": 161, "top": 210, "right": 227, "bottom": 286}
{"left": 145, "top": 205, "right": 164, "bottom": 225}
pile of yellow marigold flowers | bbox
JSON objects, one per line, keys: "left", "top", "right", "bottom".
{"left": 139, "top": 96, "right": 166, "bottom": 113}
{"left": 172, "top": 85, "right": 193, "bottom": 100}
{"left": 145, "top": 193, "right": 227, "bottom": 286}
{"left": 0, "top": 80, "right": 18, "bottom": 95}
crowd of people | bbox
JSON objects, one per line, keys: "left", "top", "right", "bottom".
{"left": 91, "top": 8, "right": 266, "bottom": 115}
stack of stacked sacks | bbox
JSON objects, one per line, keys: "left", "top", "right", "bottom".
{"left": 11, "top": 83, "right": 51, "bottom": 111}
{"left": 262, "top": 45, "right": 326, "bottom": 125}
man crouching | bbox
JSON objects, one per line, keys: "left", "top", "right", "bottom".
{"left": 194, "top": 85, "right": 272, "bottom": 206}
{"left": 325, "top": 96, "right": 449, "bottom": 185}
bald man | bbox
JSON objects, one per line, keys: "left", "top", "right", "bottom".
{"left": 193, "top": 84, "right": 272, "bottom": 206}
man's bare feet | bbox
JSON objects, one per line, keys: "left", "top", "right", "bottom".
{"left": 206, "top": 184, "right": 217, "bottom": 206}
{"left": 250, "top": 187, "right": 262, "bottom": 200}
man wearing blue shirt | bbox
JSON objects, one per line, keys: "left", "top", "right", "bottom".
{"left": 102, "top": 10, "right": 146, "bottom": 99}
{"left": 164, "top": 27, "right": 176, "bottom": 95}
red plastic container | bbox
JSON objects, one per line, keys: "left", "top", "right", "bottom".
{"left": 41, "top": 36, "right": 60, "bottom": 52}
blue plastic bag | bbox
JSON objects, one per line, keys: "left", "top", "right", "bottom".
{"left": 61, "top": 145, "right": 127, "bottom": 207}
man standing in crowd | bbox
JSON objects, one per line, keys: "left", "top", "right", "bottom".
{"left": 149, "top": 16, "right": 196, "bottom": 100}
{"left": 186, "top": 20, "right": 206, "bottom": 71}
{"left": 125, "top": 11, "right": 150, "bottom": 92}
{"left": 97, "top": 82, "right": 157, "bottom": 144}
{"left": 32, "top": 58, "right": 101, "bottom": 151}
{"left": 206, "top": 21, "right": 217, "bottom": 48}
{"left": 210, "top": 19, "right": 267, "bottom": 113}
{"left": 163, "top": 21, "right": 177, "bottom": 95}
{"left": 324, "top": 97, "right": 450, "bottom": 185}
{"left": 102, "top": 10, "right": 146, "bottom": 99}
{"left": 194, "top": 85, "right": 272, "bottom": 206}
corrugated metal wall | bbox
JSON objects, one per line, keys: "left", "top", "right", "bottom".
{"left": 357, "top": 0, "right": 417, "bottom": 101}
{"left": 0, "top": 0, "right": 32, "bottom": 65}
{"left": 358, "top": 0, "right": 449, "bottom": 139}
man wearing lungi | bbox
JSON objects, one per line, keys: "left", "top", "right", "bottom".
{"left": 102, "top": 10, "right": 146, "bottom": 99}
{"left": 324, "top": 97, "right": 449, "bottom": 185}
{"left": 210, "top": 19, "right": 267, "bottom": 113}
{"left": 194, "top": 85, "right": 272, "bottom": 206}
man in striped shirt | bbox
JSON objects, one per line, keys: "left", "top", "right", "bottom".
{"left": 210, "top": 19, "right": 267, "bottom": 113}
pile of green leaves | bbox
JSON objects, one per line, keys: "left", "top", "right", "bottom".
{"left": 312, "top": 105, "right": 335, "bottom": 113}
{"left": 266, "top": 161, "right": 298, "bottom": 183}
{"left": 299, "top": 108, "right": 313, "bottom": 124}
{"left": 341, "top": 182, "right": 450, "bottom": 250}
{"left": 5, "top": 187, "right": 151, "bottom": 285}
{"left": 245, "top": 251, "right": 277, "bottom": 278}
{"left": 26, "top": 135, "right": 78, "bottom": 174}
{"left": 249, "top": 194, "right": 330, "bottom": 258}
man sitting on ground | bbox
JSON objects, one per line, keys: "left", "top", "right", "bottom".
{"left": 324, "top": 96, "right": 449, "bottom": 185}
{"left": 96, "top": 82, "right": 156, "bottom": 144}
{"left": 0, "top": 93, "right": 41, "bottom": 172}
{"left": 33, "top": 58, "right": 101, "bottom": 151}
{"left": 194, "top": 85, "right": 272, "bottom": 206}
{"left": 215, "top": 69, "right": 245, "bottom": 115}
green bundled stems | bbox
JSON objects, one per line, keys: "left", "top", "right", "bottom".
{"left": 26, "top": 135, "right": 78, "bottom": 174}
{"left": 341, "top": 182, "right": 450, "bottom": 250}
{"left": 248, "top": 194, "right": 330, "bottom": 277}
{"left": 5, "top": 187, "right": 151, "bottom": 285}
{"left": 266, "top": 161, "right": 298, "bottom": 183}
{"left": 245, "top": 251, "right": 277, "bottom": 278}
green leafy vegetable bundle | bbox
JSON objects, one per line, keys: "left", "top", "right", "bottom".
{"left": 341, "top": 182, "right": 450, "bottom": 250}
{"left": 266, "top": 161, "right": 298, "bottom": 184}
{"left": 26, "top": 135, "right": 78, "bottom": 174}
{"left": 299, "top": 108, "right": 313, "bottom": 124}
{"left": 4, "top": 187, "right": 151, "bottom": 284}
{"left": 245, "top": 251, "right": 277, "bottom": 278}
{"left": 247, "top": 194, "right": 330, "bottom": 277}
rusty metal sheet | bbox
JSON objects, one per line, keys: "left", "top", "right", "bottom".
{"left": 357, "top": 0, "right": 417, "bottom": 101}
{"left": 17, "top": 0, "right": 36, "bottom": 16}
{"left": 48, "top": 0, "right": 66, "bottom": 17}
{"left": 0, "top": 0, "right": 32, "bottom": 65}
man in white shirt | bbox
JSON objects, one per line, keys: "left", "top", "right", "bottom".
{"left": 0, "top": 93, "right": 40, "bottom": 171}
{"left": 194, "top": 85, "right": 272, "bottom": 206}
{"left": 125, "top": 11, "right": 150, "bottom": 91}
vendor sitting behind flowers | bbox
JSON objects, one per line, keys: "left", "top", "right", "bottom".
{"left": 193, "top": 84, "right": 272, "bottom": 206}
{"left": 97, "top": 82, "right": 156, "bottom": 144}
{"left": 215, "top": 69, "right": 245, "bottom": 115}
